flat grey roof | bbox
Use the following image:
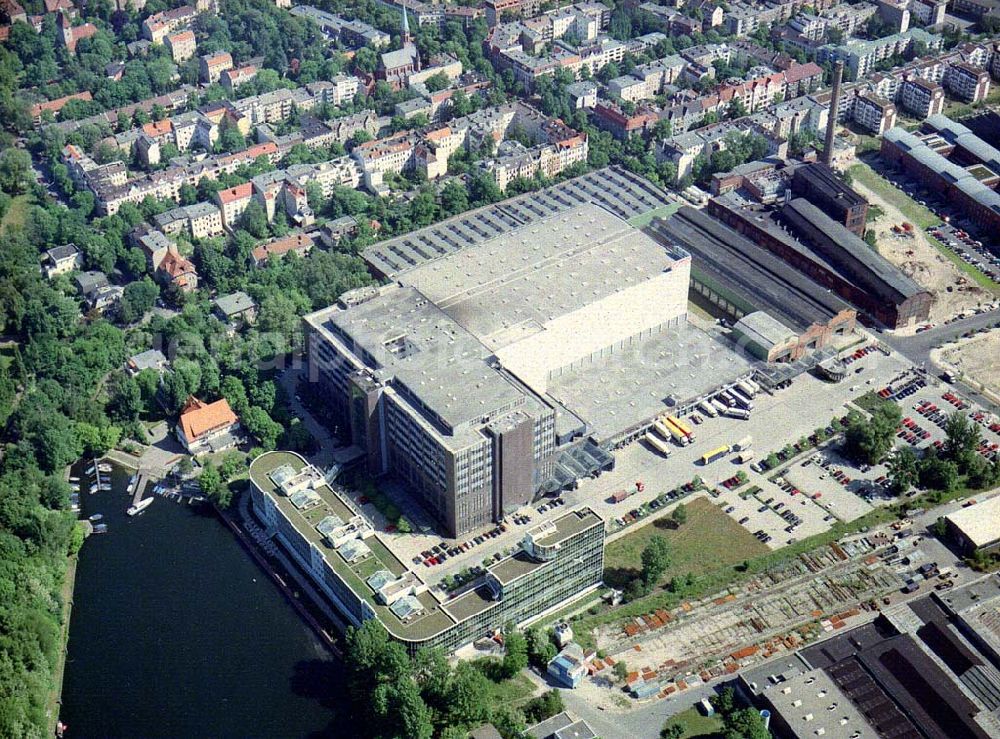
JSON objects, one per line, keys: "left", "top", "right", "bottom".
{"left": 756, "top": 666, "right": 878, "bottom": 739}
{"left": 655, "top": 207, "right": 853, "bottom": 333}
{"left": 734, "top": 310, "right": 797, "bottom": 350}
{"left": 945, "top": 497, "right": 1000, "bottom": 548}
{"left": 313, "top": 285, "right": 526, "bottom": 437}
{"left": 214, "top": 291, "right": 255, "bottom": 317}
{"left": 397, "top": 204, "right": 685, "bottom": 352}
{"left": 545, "top": 321, "right": 754, "bottom": 443}
{"left": 362, "top": 166, "right": 673, "bottom": 277}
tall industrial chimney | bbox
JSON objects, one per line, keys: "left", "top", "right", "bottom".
{"left": 823, "top": 60, "right": 844, "bottom": 167}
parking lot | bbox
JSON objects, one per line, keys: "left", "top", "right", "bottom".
{"left": 708, "top": 475, "right": 832, "bottom": 549}
{"left": 926, "top": 222, "right": 1000, "bottom": 281}
{"left": 378, "top": 333, "right": 997, "bottom": 595}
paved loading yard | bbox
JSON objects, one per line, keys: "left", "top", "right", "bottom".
{"left": 342, "top": 331, "right": 998, "bottom": 599}
{"left": 577, "top": 342, "right": 910, "bottom": 539}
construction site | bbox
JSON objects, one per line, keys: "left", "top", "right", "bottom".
{"left": 939, "top": 329, "right": 1000, "bottom": 399}
{"left": 849, "top": 173, "right": 992, "bottom": 326}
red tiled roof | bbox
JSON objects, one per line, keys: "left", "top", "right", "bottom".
{"left": 168, "top": 29, "right": 195, "bottom": 43}
{"left": 204, "top": 51, "right": 233, "bottom": 66}
{"left": 30, "top": 91, "right": 92, "bottom": 118}
{"left": 216, "top": 182, "right": 252, "bottom": 204}
{"left": 252, "top": 233, "right": 314, "bottom": 263}
{"left": 44, "top": 0, "right": 72, "bottom": 13}
{"left": 179, "top": 397, "right": 237, "bottom": 442}
{"left": 143, "top": 119, "right": 173, "bottom": 137}
{"left": 783, "top": 61, "right": 823, "bottom": 84}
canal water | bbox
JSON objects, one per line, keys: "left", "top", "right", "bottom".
{"left": 61, "top": 465, "right": 348, "bottom": 738}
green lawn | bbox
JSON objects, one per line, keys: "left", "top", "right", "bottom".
{"left": 604, "top": 497, "right": 769, "bottom": 588}
{"left": 0, "top": 194, "right": 31, "bottom": 236}
{"left": 664, "top": 706, "right": 725, "bottom": 738}
{"left": 629, "top": 201, "right": 682, "bottom": 228}
{"left": 485, "top": 670, "right": 536, "bottom": 705}
{"left": 848, "top": 162, "right": 941, "bottom": 230}
{"left": 943, "top": 86, "right": 1000, "bottom": 121}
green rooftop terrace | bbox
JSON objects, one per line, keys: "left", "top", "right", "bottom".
{"left": 249, "top": 452, "right": 603, "bottom": 647}
{"left": 249, "top": 451, "right": 455, "bottom": 643}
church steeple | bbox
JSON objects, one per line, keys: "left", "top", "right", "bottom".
{"left": 401, "top": 5, "right": 412, "bottom": 45}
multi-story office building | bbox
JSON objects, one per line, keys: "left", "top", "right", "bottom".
{"left": 248, "top": 451, "right": 605, "bottom": 654}
{"left": 306, "top": 176, "right": 763, "bottom": 536}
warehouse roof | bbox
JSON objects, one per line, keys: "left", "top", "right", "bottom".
{"left": 655, "top": 206, "right": 853, "bottom": 334}
{"left": 782, "top": 198, "right": 926, "bottom": 303}
{"left": 801, "top": 623, "right": 991, "bottom": 739}
{"left": 792, "top": 162, "right": 867, "bottom": 209}
{"left": 397, "top": 204, "right": 687, "bottom": 353}
{"left": 945, "top": 496, "right": 1000, "bottom": 549}
{"left": 733, "top": 311, "right": 797, "bottom": 351}
{"left": 362, "top": 166, "right": 673, "bottom": 277}
{"left": 924, "top": 114, "right": 1000, "bottom": 172}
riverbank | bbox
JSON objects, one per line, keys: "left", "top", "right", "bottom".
{"left": 218, "top": 491, "right": 345, "bottom": 656}
{"left": 60, "top": 462, "right": 346, "bottom": 736}
{"left": 47, "top": 543, "right": 79, "bottom": 736}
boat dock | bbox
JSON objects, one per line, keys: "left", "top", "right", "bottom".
{"left": 131, "top": 472, "right": 152, "bottom": 508}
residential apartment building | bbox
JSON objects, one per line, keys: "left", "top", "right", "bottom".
{"left": 945, "top": 61, "right": 991, "bottom": 103}
{"left": 221, "top": 65, "right": 257, "bottom": 92}
{"left": 142, "top": 5, "right": 196, "bottom": 44}
{"left": 289, "top": 5, "right": 390, "bottom": 48}
{"left": 200, "top": 51, "right": 233, "bottom": 84}
{"left": 214, "top": 182, "right": 254, "bottom": 229}
{"left": 853, "top": 93, "right": 898, "bottom": 134}
{"left": 165, "top": 29, "right": 196, "bottom": 62}
{"left": 817, "top": 28, "right": 943, "bottom": 78}
{"left": 900, "top": 76, "right": 944, "bottom": 117}
{"left": 908, "top": 0, "right": 946, "bottom": 25}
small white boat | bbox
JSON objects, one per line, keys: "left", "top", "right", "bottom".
{"left": 99, "top": 483, "right": 113, "bottom": 491}
{"left": 126, "top": 475, "right": 137, "bottom": 494}
{"left": 127, "top": 497, "right": 154, "bottom": 516}
{"left": 93, "top": 523, "right": 108, "bottom": 534}
{"left": 98, "top": 463, "right": 112, "bottom": 473}
{"left": 85, "top": 463, "right": 96, "bottom": 475}
{"left": 69, "top": 476, "right": 80, "bottom": 482}
{"left": 89, "top": 514, "right": 103, "bottom": 522}
{"left": 89, "top": 483, "right": 99, "bottom": 494}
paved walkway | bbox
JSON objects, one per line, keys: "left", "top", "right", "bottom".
{"left": 279, "top": 367, "right": 336, "bottom": 468}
